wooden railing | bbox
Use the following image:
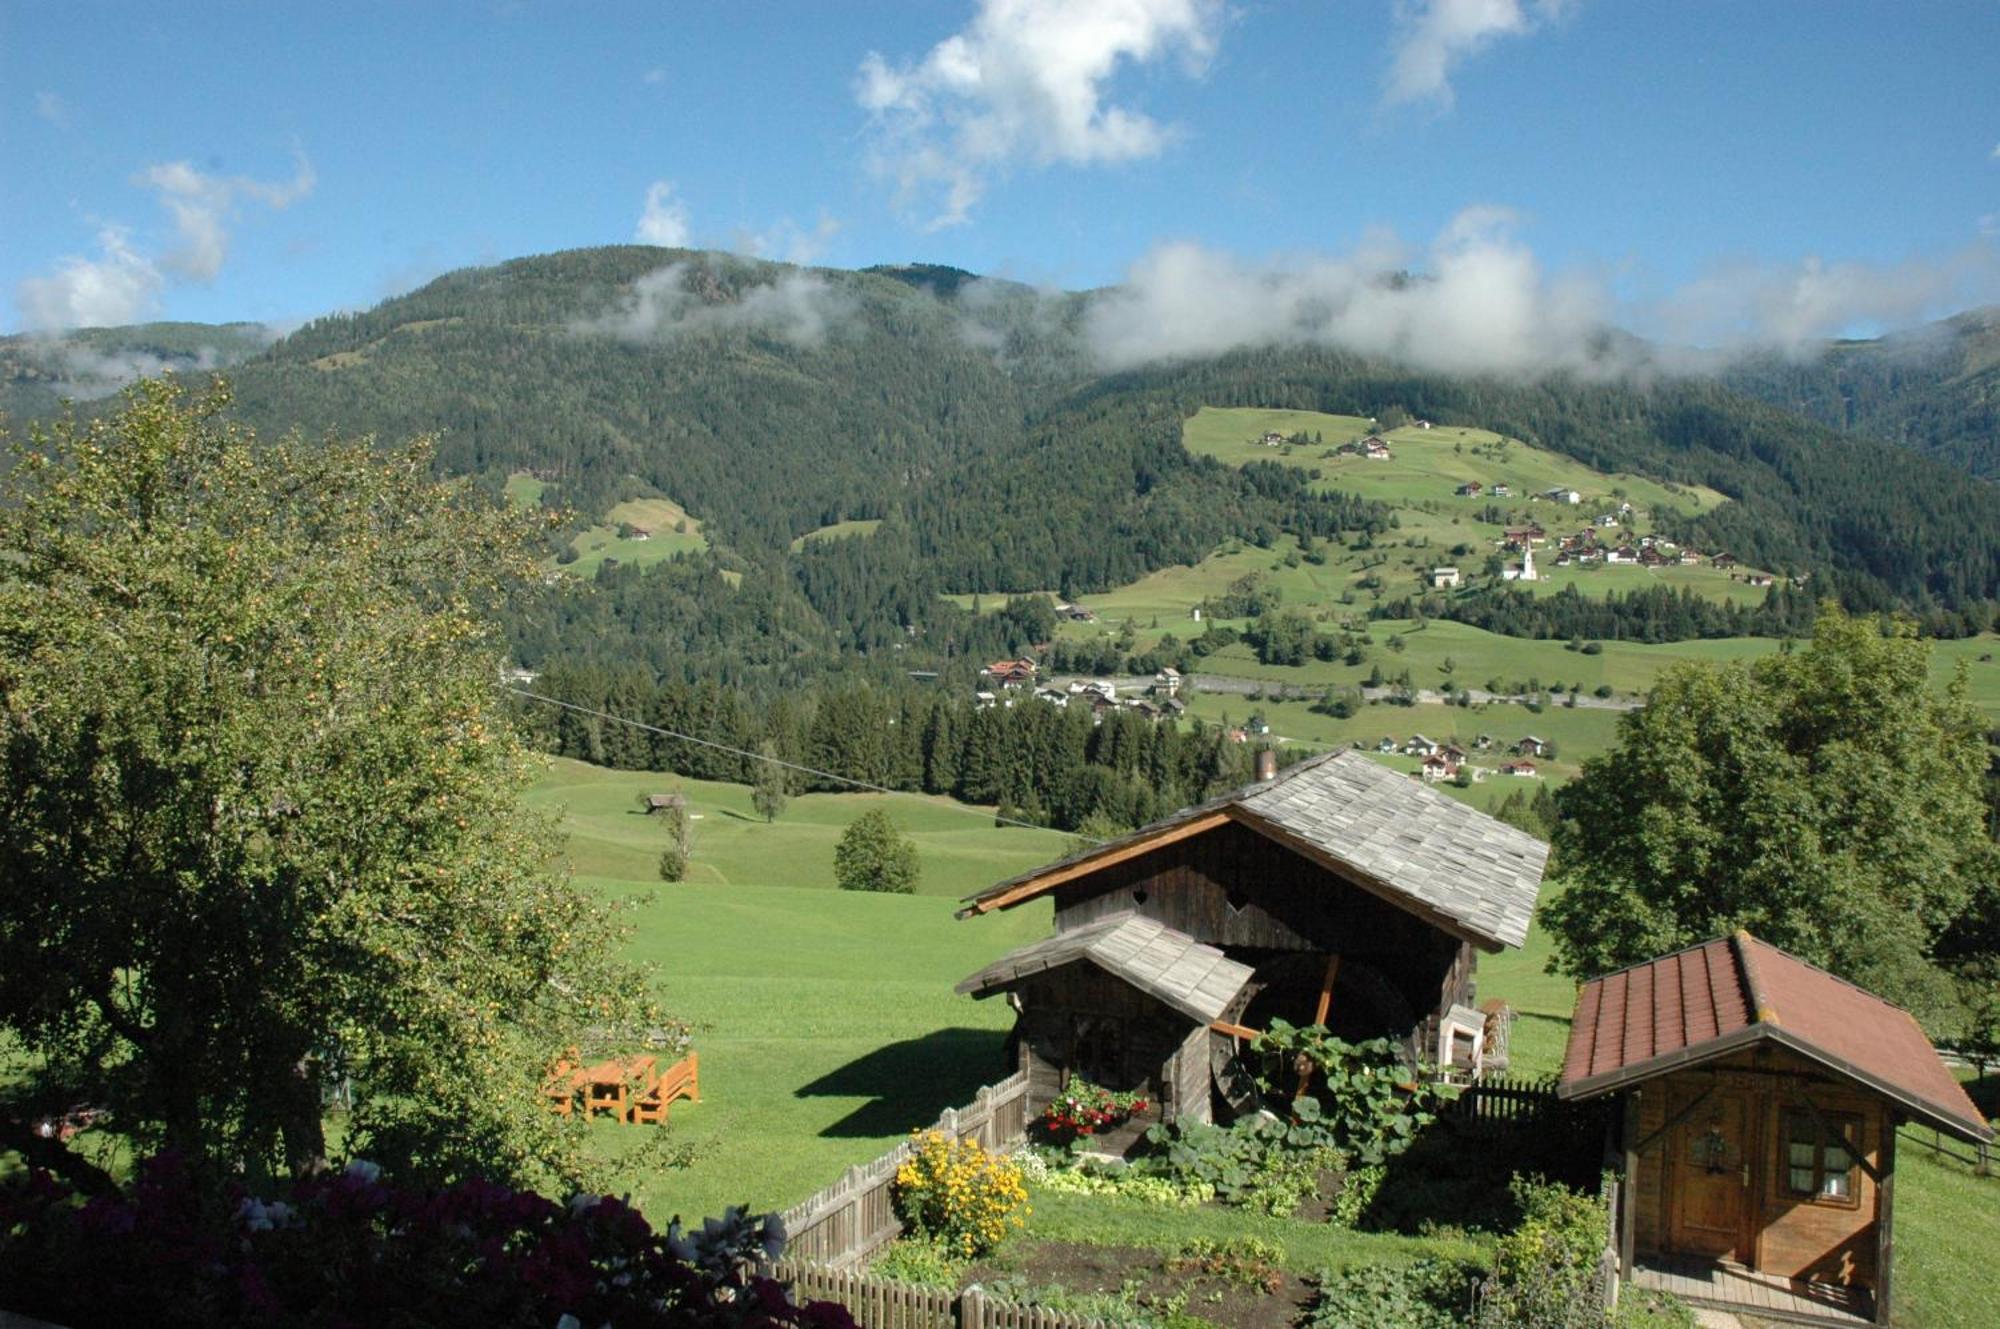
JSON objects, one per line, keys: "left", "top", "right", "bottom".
{"left": 1444, "top": 1073, "right": 1559, "bottom": 1124}
{"left": 779, "top": 1072, "right": 1032, "bottom": 1269}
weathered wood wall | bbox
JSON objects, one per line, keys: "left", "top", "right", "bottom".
{"left": 1049, "top": 820, "right": 1468, "bottom": 1040}
{"left": 1013, "top": 966, "right": 1191, "bottom": 1150}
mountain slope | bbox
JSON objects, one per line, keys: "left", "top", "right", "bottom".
{"left": 17, "top": 248, "right": 2000, "bottom": 626}
{"left": 1722, "top": 308, "right": 2000, "bottom": 478}
{"left": 0, "top": 321, "right": 274, "bottom": 422}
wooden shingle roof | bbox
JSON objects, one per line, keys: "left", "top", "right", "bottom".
{"left": 1559, "top": 932, "right": 1992, "bottom": 1143}
{"left": 958, "top": 749, "right": 1548, "bottom": 951}
{"left": 955, "top": 912, "right": 1255, "bottom": 1025}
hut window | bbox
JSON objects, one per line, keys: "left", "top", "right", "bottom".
{"left": 1782, "top": 1110, "right": 1860, "bottom": 1204}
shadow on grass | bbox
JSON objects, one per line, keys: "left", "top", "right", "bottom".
{"left": 795, "top": 1027, "right": 1010, "bottom": 1138}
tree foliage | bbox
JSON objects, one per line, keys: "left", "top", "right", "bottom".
{"left": 1541, "top": 603, "right": 1997, "bottom": 1031}
{"left": 833, "top": 808, "right": 919, "bottom": 894}
{"left": 0, "top": 380, "right": 653, "bottom": 1192}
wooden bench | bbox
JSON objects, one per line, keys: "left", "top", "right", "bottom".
{"left": 542, "top": 1060, "right": 581, "bottom": 1117}
{"left": 628, "top": 1051, "right": 700, "bottom": 1125}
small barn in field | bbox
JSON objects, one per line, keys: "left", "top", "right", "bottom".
{"left": 955, "top": 749, "right": 1548, "bottom": 1151}
{"left": 1560, "top": 932, "right": 1994, "bottom": 1327}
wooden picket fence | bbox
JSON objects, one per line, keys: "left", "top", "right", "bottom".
{"left": 776, "top": 1262, "right": 1122, "bottom": 1329}
{"left": 777, "top": 1263, "right": 1127, "bottom": 1329}
{"left": 1445, "top": 1073, "right": 1561, "bottom": 1125}
{"left": 778, "top": 1072, "right": 1032, "bottom": 1269}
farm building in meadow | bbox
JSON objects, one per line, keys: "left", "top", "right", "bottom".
{"left": 954, "top": 749, "right": 1548, "bottom": 1152}
{"left": 1559, "top": 932, "right": 1994, "bottom": 1327}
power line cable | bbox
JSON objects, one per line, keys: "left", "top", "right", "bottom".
{"left": 502, "top": 685, "right": 1093, "bottom": 840}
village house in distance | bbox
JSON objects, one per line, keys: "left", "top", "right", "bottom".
{"left": 953, "top": 749, "right": 1548, "bottom": 1152}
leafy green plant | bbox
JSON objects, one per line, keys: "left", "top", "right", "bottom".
{"left": 1328, "top": 1163, "right": 1388, "bottom": 1229}
{"left": 868, "top": 1237, "right": 964, "bottom": 1289}
{"left": 1248, "top": 1021, "right": 1444, "bottom": 1165}
{"left": 1167, "top": 1237, "right": 1286, "bottom": 1292}
{"left": 1303, "top": 1259, "right": 1472, "bottom": 1329}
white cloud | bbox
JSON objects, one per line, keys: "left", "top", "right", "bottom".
{"left": 736, "top": 213, "right": 842, "bottom": 265}
{"left": 1650, "top": 244, "right": 2000, "bottom": 351}
{"left": 133, "top": 152, "right": 317, "bottom": 281}
{"left": 1080, "top": 213, "right": 2000, "bottom": 377}
{"left": 643, "top": 67, "right": 667, "bottom": 85}
{"left": 34, "top": 90, "right": 68, "bottom": 127}
{"left": 635, "top": 181, "right": 691, "bottom": 247}
{"left": 577, "top": 261, "right": 855, "bottom": 347}
{"left": 856, "top": 0, "right": 1225, "bottom": 228}
{"left": 1991, "top": 141, "right": 2000, "bottom": 160}
{"left": 1384, "top": 0, "right": 1571, "bottom": 111}
{"left": 15, "top": 226, "right": 165, "bottom": 330}
{"left": 1085, "top": 208, "right": 1610, "bottom": 376}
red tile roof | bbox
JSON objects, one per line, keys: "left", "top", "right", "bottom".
{"left": 1559, "top": 932, "right": 1992, "bottom": 1143}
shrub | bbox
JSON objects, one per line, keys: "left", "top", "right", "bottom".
{"left": 1472, "top": 1175, "right": 1694, "bottom": 1329}
{"left": 868, "top": 1237, "right": 963, "bottom": 1289}
{"left": 834, "top": 809, "right": 920, "bottom": 893}
{"left": 0, "top": 1155, "right": 843, "bottom": 1329}
{"left": 1304, "top": 1259, "right": 1471, "bottom": 1329}
{"left": 892, "top": 1131, "right": 1028, "bottom": 1259}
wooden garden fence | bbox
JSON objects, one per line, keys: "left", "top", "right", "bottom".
{"left": 778, "top": 1071, "right": 1032, "bottom": 1270}
{"left": 775, "top": 1262, "right": 1118, "bottom": 1329}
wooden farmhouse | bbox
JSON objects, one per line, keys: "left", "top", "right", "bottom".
{"left": 955, "top": 750, "right": 1548, "bottom": 1152}
{"left": 1560, "top": 932, "right": 1994, "bottom": 1326}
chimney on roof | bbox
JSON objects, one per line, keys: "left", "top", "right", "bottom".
{"left": 1254, "top": 748, "right": 1278, "bottom": 782}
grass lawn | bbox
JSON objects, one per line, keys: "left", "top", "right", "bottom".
{"left": 525, "top": 758, "right": 1072, "bottom": 1222}
{"left": 503, "top": 471, "right": 546, "bottom": 508}
{"left": 525, "top": 757, "right": 1064, "bottom": 898}
{"left": 1893, "top": 1137, "right": 2000, "bottom": 1329}
{"left": 1182, "top": 407, "right": 1727, "bottom": 519}
{"left": 559, "top": 497, "right": 708, "bottom": 576}
{"left": 1021, "top": 1187, "right": 1489, "bottom": 1276}
{"left": 790, "top": 518, "right": 883, "bottom": 551}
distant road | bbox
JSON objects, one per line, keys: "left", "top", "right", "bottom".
{"left": 1188, "top": 674, "right": 1644, "bottom": 712}
{"left": 1046, "top": 672, "right": 1644, "bottom": 713}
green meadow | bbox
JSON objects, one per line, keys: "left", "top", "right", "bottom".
{"left": 789, "top": 518, "right": 883, "bottom": 551}
{"left": 560, "top": 497, "right": 709, "bottom": 576}
{"left": 526, "top": 758, "right": 1063, "bottom": 1221}
{"left": 1181, "top": 406, "right": 1727, "bottom": 517}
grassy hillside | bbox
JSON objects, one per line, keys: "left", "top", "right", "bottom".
{"left": 789, "top": 518, "right": 882, "bottom": 552}
{"left": 1184, "top": 406, "right": 1727, "bottom": 516}
{"left": 527, "top": 757, "right": 1062, "bottom": 1220}
{"left": 525, "top": 757, "right": 1064, "bottom": 898}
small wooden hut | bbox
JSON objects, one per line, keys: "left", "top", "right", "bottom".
{"left": 956, "top": 750, "right": 1549, "bottom": 1144}
{"left": 1559, "top": 932, "right": 1994, "bottom": 1326}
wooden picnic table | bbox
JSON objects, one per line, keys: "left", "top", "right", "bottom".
{"left": 544, "top": 1051, "right": 690, "bottom": 1123}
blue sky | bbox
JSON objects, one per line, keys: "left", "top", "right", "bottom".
{"left": 5, "top": 1, "right": 1998, "bottom": 345}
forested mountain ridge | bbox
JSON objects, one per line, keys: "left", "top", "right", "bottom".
{"left": 11, "top": 247, "right": 2000, "bottom": 646}
{"left": 1721, "top": 307, "right": 2000, "bottom": 478}
{"left": 0, "top": 320, "right": 274, "bottom": 421}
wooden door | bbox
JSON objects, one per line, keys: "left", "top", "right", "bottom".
{"left": 1667, "top": 1088, "right": 1754, "bottom": 1263}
